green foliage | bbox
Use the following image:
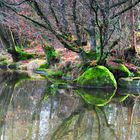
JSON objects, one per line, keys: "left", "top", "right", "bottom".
{"left": 84, "top": 51, "right": 97, "bottom": 61}
{"left": 44, "top": 44, "right": 60, "bottom": 65}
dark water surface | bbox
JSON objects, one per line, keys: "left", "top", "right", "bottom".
{"left": 0, "top": 70, "right": 140, "bottom": 140}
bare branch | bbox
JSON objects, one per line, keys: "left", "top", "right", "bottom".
{"left": 111, "top": 0, "right": 140, "bottom": 19}
{"left": 109, "top": 0, "right": 129, "bottom": 9}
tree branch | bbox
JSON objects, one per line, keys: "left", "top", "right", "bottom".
{"left": 72, "top": 0, "right": 82, "bottom": 42}
{"left": 0, "top": 0, "right": 29, "bottom": 6}
{"left": 48, "top": 0, "right": 60, "bottom": 30}
{"left": 111, "top": 0, "right": 140, "bottom": 19}
{"left": 109, "top": 0, "right": 129, "bottom": 9}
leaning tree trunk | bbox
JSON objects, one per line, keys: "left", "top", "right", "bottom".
{"left": 0, "top": 23, "right": 19, "bottom": 61}
{"left": 130, "top": 0, "right": 136, "bottom": 52}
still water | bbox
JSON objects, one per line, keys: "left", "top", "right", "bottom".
{"left": 0, "top": 70, "right": 140, "bottom": 140}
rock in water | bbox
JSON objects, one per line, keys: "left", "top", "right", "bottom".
{"left": 118, "top": 77, "right": 140, "bottom": 89}
{"left": 76, "top": 65, "right": 117, "bottom": 89}
{"left": 107, "top": 61, "right": 132, "bottom": 79}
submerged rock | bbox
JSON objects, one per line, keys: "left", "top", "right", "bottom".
{"left": 76, "top": 65, "right": 117, "bottom": 89}
{"left": 118, "top": 77, "right": 140, "bottom": 89}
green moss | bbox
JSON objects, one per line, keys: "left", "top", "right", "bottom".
{"left": 0, "top": 57, "right": 7, "bottom": 62}
{"left": 14, "top": 73, "right": 30, "bottom": 88}
{"left": 84, "top": 51, "right": 97, "bottom": 60}
{"left": 117, "top": 64, "right": 132, "bottom": 76}
{"left": 76, "top": 65, "right": 117, "bottom": 89}
{"left": 0, "top": 60, "right": 8, "bottom": 69}
{"left": 108, "top": 64, "right": 132, "bottom": 78}
{"left": 36, "top": 68, "right": 63, "bottom": 78}
{"left": 76, "top": 89, "right": 116, "bottom": 106}
{"left": 8, "top": 63, "right": 18, "bottom": 69}
{"left": 39, "top": 63, "right": 49, "bottom": 69}
{"left": 15, "top": 46, "right": 34, "bottom": 61}
{"left": 44, "top": 45, "right": 60, "bottom": 65}
{"left": 0, "top": 60, "right": 8, "bottom": 65}
{"left": 134, "top": 71, "right": 140, "bottom": 77}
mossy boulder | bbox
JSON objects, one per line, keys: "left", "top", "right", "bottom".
{"left": 76, "top": 65, "right": 117, "bottom": 89}
{"left": 76, "top": 88, "right": 116, "bottom": 106}
{"left": 118, "top": 77, "right": 140, "bottom": 89}
{"left": 107, "top": 62, "right": 132, "bottom": 79}
{"left": 15, "top": 46, "right": 34, "bottom": 61}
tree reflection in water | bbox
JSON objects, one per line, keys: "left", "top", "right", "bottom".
{"left": 0, "top": 70, "right": 140, "bottom": 140}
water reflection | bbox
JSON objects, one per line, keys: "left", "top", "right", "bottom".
{"left": 0, "top": 71, "right": 140, "bottom": 140}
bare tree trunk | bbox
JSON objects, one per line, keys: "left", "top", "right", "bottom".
{"left": 0, "top": 23, "right": 18, "bottom": 60}
{"left": 59, "top": 0, "right": 68, "bottom": 33}
{"left": 88, "top": 17, "right": 96, "bottom": 52}
{"left": 130, "top": 0, "right": 136, "bottom": 52}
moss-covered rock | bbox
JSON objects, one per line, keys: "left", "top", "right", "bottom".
{"left": 76, "top": 88, "right": 116, "bottom": 106}
{"left": 36, "top": 68, "right": 63, "bottom": 78}
{"left": 76, "top": 65, "right": 117, "bottom": 89}
{"left": 39, "top": 63, "right": 49, "bottom": 69}
{"left": 134, "top": 71, "right": 140, "bottom": 77}
{"left": 107, "top": 62, "right": 132, "bottom": 79}
{"left": 0, "top": 59, "right": 8, "bottom": 69}
{"left": 118, "top": 77, "right": 140, "bottom": 89}
{"left": 12, "top": 46, "right": 35, "bottom": 61}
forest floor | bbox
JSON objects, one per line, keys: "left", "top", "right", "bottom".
{"left": 136, "top": 44, "right": 140, "bottom": 54}
{"left": 23, "top": 45, "right": 80, "bottom": 63}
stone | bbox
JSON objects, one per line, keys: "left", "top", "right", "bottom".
{"left": 107, "top": 62, "right": 132, "bottom": 79}
{"left": 36, "top": 68, "right": 63, "bottom": 78}
{"left": 118, "top": 77, "right": 140, "bottom": 89}
{"left": 134, "top": 71, "right": 140, "bottom": 77}
{"left": 76, "top": 88, "right": 116, "bottom": 106}
{"left": 19, "top": 59, "right": 46, "bottom": 70}
{"left": 76, "top": 65, "right": 117, "bottom": 89}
